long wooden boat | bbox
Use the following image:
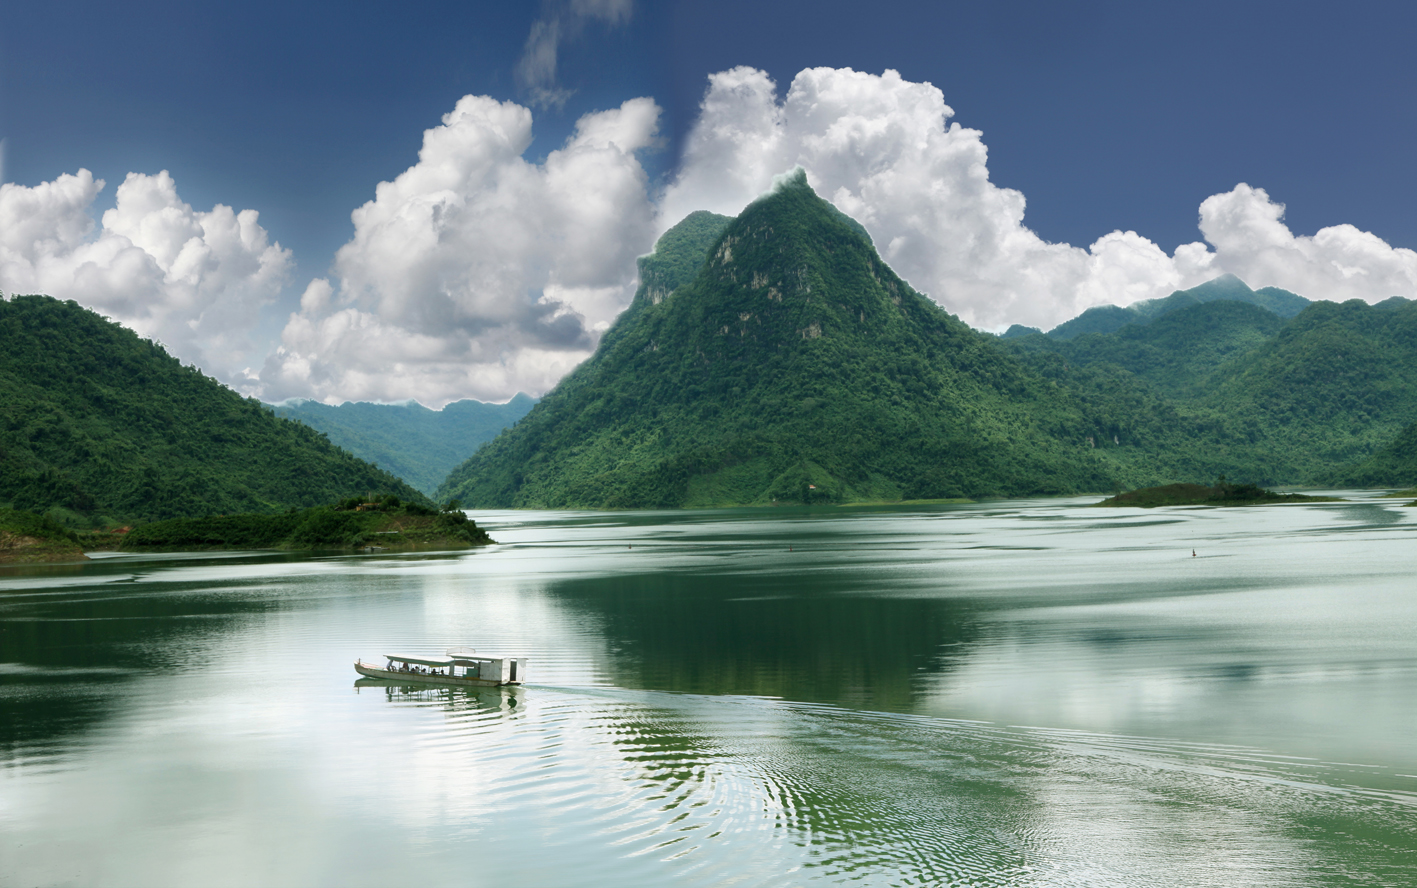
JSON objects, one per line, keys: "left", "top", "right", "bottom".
{"left": 354, "top": 647, "right": 526, "bottom": 687}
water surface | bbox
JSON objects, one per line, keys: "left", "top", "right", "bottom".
{"left": 2, "top": 495, "right": 1415, "bottom": 885}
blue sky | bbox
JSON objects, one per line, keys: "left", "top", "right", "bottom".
{"left": 3, "top": 1, "right": 1416, "bottom": 404}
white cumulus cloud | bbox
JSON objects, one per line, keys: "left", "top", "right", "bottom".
{"left": 0, "top": 169, "right": 291, "bottom": 383}
{"left": 661, "top": 66, "right": 1417, "bottom": 331}
{"left": 12, "top": 66, "right": 1412, "bottom": 410}
{"left": 1196, "top": 183, "right": 1417, "bottom": 302}
{"left": 260, "top": 94, "right": 661, "bottom": 405}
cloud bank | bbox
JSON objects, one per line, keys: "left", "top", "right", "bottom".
{"left": 0, "top": 169, "right": 290, "bottom": 384}
{"left": 5, "top": 66, "right": 1414, "bottom": 406}
{"left": 259, "top": 94, "right": 661, "bottom": 405}
{"left": 661, "top": 66, "right": 1417, "bottom": 331}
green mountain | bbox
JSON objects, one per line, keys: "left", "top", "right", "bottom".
{"left": 1047, "top": 274, "right": 1308, "bottom": 340}
{"left": 444, "top": 175, "right": 1417, "bottom": 507}
{"left": 1198, "top": 298, "right": 1417, "bottom": 476}
{"left": 1005, "top": 299, "right": 1289, "bottom": 398}
{"left": 441, "top": 171, "right": 1161, "bottom": 508}
{"left": 1003, "top": 295, "right": 1417, "bottom": 485}
{"left": 0, "top": 295, "right": 424, "bottom": 524}
{"left": 272, "top": 395, "right": 535, "bottom": 496}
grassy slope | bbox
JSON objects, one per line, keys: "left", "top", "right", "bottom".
{"left": 0, "top": 295, "right": 426, "bottom": 523}
{"left": 0, "top": 508, "right": 88, "bottom": 562}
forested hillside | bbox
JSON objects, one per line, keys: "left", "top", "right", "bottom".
{"left": 1004, "top": 300, "right": 1288, "bottom": 398}
{"left": 442, "top": 174, "right": 1417, "bottom": 508}
{"left": 1338, "top": 421, "right": 1417, "bottom": 487}
{"left": 1003, "top": 296, "right": 1417, "bottom": 484}
{"left": 0, "top": 295, "right": 424, "bottom": 524}
{"left": 8, "top": 197, "right": 1410, "bottom": 522}
{"left": 441, "top": 173, "right": 1194, "bottom": 508}
{"left": 273, "top": 395, "right": 535, "bottom": 496}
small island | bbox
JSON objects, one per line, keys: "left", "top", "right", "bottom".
{"left": 0, "top": 508, "right": 91, "bottom": 564}
{"left": 118, "top": 496, "right": 493, "bottom": 552}
{"left": 1096, "top": 478, "right": 1341, "bottom": 508}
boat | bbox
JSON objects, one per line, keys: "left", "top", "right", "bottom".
{"left": 354, "top": 647, "right": 527, "bottom": 687}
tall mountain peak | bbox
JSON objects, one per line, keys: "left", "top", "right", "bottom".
{"left": 441, "top": 175, "right": 1117, "bottom": 508}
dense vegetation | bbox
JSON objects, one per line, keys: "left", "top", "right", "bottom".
{"left": 0, "top": 507, "right": 87, "bottom": 562}
{"left": 442, "top": 172, "right": 1181, "bottom": 508}
{"left": 441, "top": 174, "right": 1417, "bottom": 508}
{"left": 0, "top": 295, "right": 425, "bottom": 525}
{"left": 1097, "top": 479, "right": 1337, "bottom": 507}
{"left": 1002, "top": 295, "right": 1417, "bottom": 485}
{"left": 8, "top": 189, "right": 1413, "bottom": 519}
{"left": 1338, "top": 421, "right": 1417, "bottom": 488}
{"left": 120, "top": 496, "right": 490, "bottom": 551}
{"left": 272, "top": 395, "right": 535, "bottom": 496}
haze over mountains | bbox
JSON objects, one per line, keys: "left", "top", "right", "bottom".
{"left": 271, "top": 396, "right": 535, "bottom": 497}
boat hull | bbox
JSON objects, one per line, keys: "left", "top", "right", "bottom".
{"left": 354, "top": 661, "right": 521, "bottom": 687}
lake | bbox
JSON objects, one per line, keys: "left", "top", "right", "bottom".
{"left": 2, "top": 495, "right": 1415, "bottom": 886}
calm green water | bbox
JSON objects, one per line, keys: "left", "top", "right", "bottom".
{"left": 2, "top": 495, "right": 1415, "bottom": 886}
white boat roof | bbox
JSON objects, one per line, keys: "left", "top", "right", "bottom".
{"left": 385, "top": 655, "right": 453, "bottom": 667}
{"left": 384, "top": 653, "right": 510, "bottom": 666}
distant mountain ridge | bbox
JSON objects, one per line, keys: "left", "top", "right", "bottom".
{"left": 1046, "top": 274, "right": 1309, "bottom": 340}
{"left": 272, "top": 395, "right": 535, "bottom": 496}
{"left": 0, "top": 295, "right": 424, "bottom": 523}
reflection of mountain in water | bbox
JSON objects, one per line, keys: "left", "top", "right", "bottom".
{"left": 0, "top": 554, "right": 296, "bottom": 759}
{"left": 545, "top": 571, "right": 979, "bottom": 711}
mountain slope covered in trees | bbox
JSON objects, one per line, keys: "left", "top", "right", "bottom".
{"left": 1338, "top": 421, "right": 1417, "bottom": 487}
{"left": 272, "top": 395, "right": 535, "bottom": 496}
{"left": 1002, "top": 295, "right": 1417, "bottom": 484}
{"left": 440, "top": 173, "right": 1195, "bottom": 508}
{"left": 0, "top": 295, "right": 424, "bottom": 523}
{"left": 442, "top": 174, "right": 1417, "bottom": 507}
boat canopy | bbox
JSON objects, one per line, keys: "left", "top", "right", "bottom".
{"left": 385, "top": 654, "right": 503, "bottom": 667}
{"left": 384, "top": 655, "right": 454, "bottom": 668}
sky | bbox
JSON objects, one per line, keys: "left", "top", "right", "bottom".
{"left": 3, "top": 0, "right": 1416, "bottom": 407}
